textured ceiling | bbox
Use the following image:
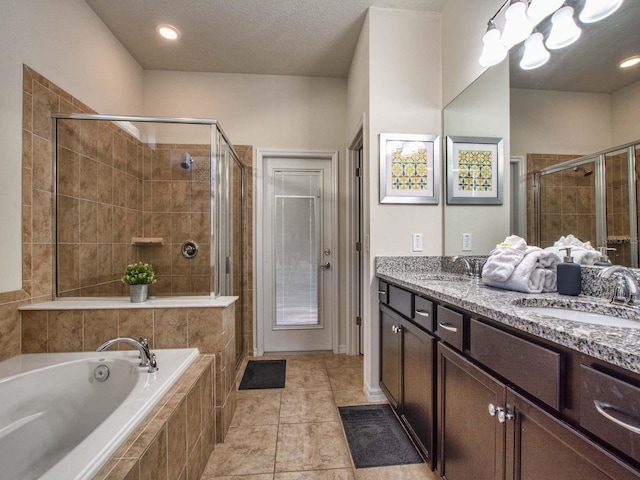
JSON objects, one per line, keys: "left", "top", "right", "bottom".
{"left": 84, "top": 0, "right": 447, "bottom": 77}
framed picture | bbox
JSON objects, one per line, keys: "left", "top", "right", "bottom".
{"left": 379, "top": 133, "right": 440, "bottom": 204}
{"left": 446, "top": 136, "right": 503, "bottom": 205}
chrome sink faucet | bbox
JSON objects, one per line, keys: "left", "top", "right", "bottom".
{"left": 453, "top": 256, "right": 483, "bottom": 278}
{"left": 599, "top": 266, "right": 640, "bottom": 307}
{"left": 97, "top": 337, "right": 158, "bottom": 373}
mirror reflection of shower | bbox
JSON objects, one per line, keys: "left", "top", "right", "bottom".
{"left": 181, "top": 152, "right": 194, "bottom": 169}
{"left": 573, "top": 166, "right": 593, "bottom": 177}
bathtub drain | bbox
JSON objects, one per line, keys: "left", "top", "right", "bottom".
{"left": 94, "top": 364, "right": 110, "bottom": 382}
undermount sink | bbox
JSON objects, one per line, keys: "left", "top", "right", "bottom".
{"left": 511, "top": 298, "right": 640, "bottom": 329}
{"left": 524, "top": 307, "right": 640, "bottom": 329}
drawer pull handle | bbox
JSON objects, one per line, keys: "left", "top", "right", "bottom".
{"left": 378, "top": 290, "right": 387, "bottom": 295}
{"left": 594, "top": 401, "right": 640, "bottom": 434}
{"left": 415, "top": 310, "right": 431, "bottom": 318}
{"left": 438, "top": 321, "right": 458, "bottom": 333}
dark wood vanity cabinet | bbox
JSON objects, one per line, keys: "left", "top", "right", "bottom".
{"left": 379, "top": 300, "right": 436, "bottom": 465}
{"left": 378, "top": 278, "right": 640, "bottom": 479}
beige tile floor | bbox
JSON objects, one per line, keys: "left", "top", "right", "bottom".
{"left": 201, "top": 354, "right": 438, "bottom": 480}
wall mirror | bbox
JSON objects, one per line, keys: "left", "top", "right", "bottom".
{"left": 443, "top": 0, "right": 640, "bottom": 266}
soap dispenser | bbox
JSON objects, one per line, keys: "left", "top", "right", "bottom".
{"left": 594, "top": 247, "right": 615, "bottom": 266}
{"left": 557, "top": 247, "right": 581, "bottom": 296}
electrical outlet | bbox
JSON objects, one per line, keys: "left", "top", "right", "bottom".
{"left": 462, "top": 233, "right": 472, "bottom": 251}
{"left": 412, "top": 233, "right": 423, "bottom": 252}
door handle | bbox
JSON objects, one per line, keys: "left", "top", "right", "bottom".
{"left": 319, "top": 262, "right": 331, "bottom": 269}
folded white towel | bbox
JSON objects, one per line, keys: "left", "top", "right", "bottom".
{"left": 546, "top": 234, "right": 600, "bottom": 265}
{"left": 483, "top": 247, "right": 561, "bottom": 294}
{"left": 482, "top": 235, "right": 529, "bottom": 282}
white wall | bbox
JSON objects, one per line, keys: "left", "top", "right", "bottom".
{"left": 362, "top": 7, "right": 442, "bottom": 399}
{"left": 0, "top": 0, "right": 144, "bottom": 292}
{"left": 612, "top": 79, "right": 640, "bottom": 146}
{"left": 444, "top": 61, "right": 510, "bottom": 255}
{"left": 511, "top": 88, "right": 612, "bottom": 157}
{"left": 441, "top": 0, "right": 505, "bottom": 106}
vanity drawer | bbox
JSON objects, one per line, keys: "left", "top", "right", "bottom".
{"left": 435, "top": 305, "right": 465, "bottom": 351}
{"left": 388, "top": 284, "right": 413, "bottom": 318}
{"left": 580, "top": 365, "right": 640, "bottom": 464}
{"left": 413, "top": 296, "right": 434, "bottom": 332}
{"left": 378, "top": 281, "right": 389, "bottom": 304}
{"left": 469, "top": 319, "right": 561, "bottom": 410}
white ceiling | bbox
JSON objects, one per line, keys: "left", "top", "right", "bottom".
{"left": 84, "top": 0, "right": 447, "bottom": 78}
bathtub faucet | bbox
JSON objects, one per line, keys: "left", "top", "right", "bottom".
{"left": 96, "top": 337, "right": 158, "bottom": 373}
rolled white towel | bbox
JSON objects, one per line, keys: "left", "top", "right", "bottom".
{"left": 482, "top": 235, "right": 529, "bottom": 282}
{"left": 545, "top": 246, "right": 600, "bottom": 266}
{"left": 483, "top": 248, "right": 561, "bottom": 294}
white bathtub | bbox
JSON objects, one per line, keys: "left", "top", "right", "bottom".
{"left": 0, "top": 348, "right": 199, "bottom": 480}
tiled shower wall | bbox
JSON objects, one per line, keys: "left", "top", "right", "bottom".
{"left": 526, "top": 153, "right": 596, "bottom": 248}
{"left": 605, "top": 151, "right": 631, "bottom": 266}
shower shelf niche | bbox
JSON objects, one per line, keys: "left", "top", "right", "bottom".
{"left": 131, "top": 237, "right": 164, "bottom": 246}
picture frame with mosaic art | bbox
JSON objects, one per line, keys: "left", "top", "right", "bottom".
{"left": 379, "top": 133, "right": 440, "bottom": 204}
{"left": 446, "top": 135, "right": 503, "bottom": 205}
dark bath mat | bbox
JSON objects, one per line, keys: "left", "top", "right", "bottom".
{"left": 339, "top": 404, "right": 423, "bottom": 469}
{"left": 238, "top": 359, "right": 286, "bottom": 390}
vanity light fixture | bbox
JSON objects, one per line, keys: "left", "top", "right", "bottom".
{"left": 619, "top": 56, "right": 640, "bottom": 69}
{"left": 545, "top": 7, "right": 581, "bottom": 50}
{"left": 155, "top": 24, "right": 181, "bottom": 40}
{"left": 479, "top": 0, "right": 624, "bottom": 70}
{"left": 479, "top": 22, "right": 508, "bottom": 68}
{"left": 579, "top": 0, "right": 624, "bottom": 23}
{"left": 520, "top": 32, "right": 550, "bottom": 70}
{"left": 500, "top": 0, "right": 534, "bottom": 48}
{"left": 526, "top": 0, "right": 564, "bottom": 22}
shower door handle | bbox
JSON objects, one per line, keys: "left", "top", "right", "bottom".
{"left": 319, "top": 262, "right": 331, "bottom": 269}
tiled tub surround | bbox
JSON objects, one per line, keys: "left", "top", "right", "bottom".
{"left": 376, "top": 256, "right": 640, "bottom": 374}
{"left": 19, "top": 299, "right": 237, "bottom": 443}
{"left": 93, "top": 354, "right": 216, "bottom": 480}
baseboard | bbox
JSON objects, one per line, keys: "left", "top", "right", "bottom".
{"left": 364, "top": 381, "right": 387, "bottom": 403}
{"left": 338, "top": 344, "right": 347, "bottom": 354}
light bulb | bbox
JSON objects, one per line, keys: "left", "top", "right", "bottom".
{"left": 619, "top": 56, "right": 640, "bottom": 69}
{"left": 479, "top": 27, "right": 508, "bottom": 67}
{"left": 545, "top": 6, "right": 581, "bottom": 50}
{"left": 520, "top": 33, "right": 550, "bottom": 70}
{"left": 501, "top": 0, "right": 534, "bottom": 48}
{"left": 155, "top": 24, "right": 181, "bottom": 40}
{"left": 579, "top": 0, "right": 624, "bottom": 23}
{"left": 526, "top": 0, "right": 564, "bottom": 22}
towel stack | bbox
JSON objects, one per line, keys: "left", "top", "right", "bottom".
{"left": 482, "top": 235, "right": 562, "bottom": 294}
{"left": 544, "top": 234, "right": 600, "bottom": 265}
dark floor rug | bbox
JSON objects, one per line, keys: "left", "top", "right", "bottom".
{"left": 238, "top": 359, "right": 286, "bottom": 390}
{"left": 339, "top": 404, "right": 423, "bottom": 469}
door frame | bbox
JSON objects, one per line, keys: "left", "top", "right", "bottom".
{"left": 255, "top": 149, "right": 339, "bottom": 356}
{"left": 346, "top": 119, "right": 365, "bottom": 355}
{"left": 510, "top": 156, "right": 527, "bottom": 238}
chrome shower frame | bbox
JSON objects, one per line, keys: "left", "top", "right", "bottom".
{"left": 51, "top": 113, "right": 242, "bottom": 298}
{"left": 534, "top": 139, "right": 640, "bottom": 267}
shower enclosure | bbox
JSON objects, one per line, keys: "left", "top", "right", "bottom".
{"left": 533, "top": 140, "right": 640, "bottom": 267}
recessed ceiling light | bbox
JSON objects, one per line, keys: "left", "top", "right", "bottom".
{"left": 156, "top": 24, "right": 181, "bottom": 40}
{"left": 619, "top": 56, "right": 640, "bottom": 69}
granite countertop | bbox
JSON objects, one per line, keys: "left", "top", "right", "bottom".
{"left": 376, "top": 257, "right": 640, "bottom": 375}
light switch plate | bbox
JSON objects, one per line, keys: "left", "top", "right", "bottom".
{"left": 462, "top": 233, "right": 472, "bottom": 251}
{"left": 412, "top": 233, "right": 423, "bottom": 252}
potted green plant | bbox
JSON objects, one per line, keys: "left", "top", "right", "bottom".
{"left": 122, "top": 262, "right": 156, "bottom": 303}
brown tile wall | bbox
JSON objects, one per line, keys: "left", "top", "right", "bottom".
{"left": 21, "top": 303, "right": 236, "bottom": 445}
{"left": 606, "top": 151, "right": 631, "bottom": 266}
{"left": 92, "top": 355, "right": 215, "bottom": 480}
{"left": 526, "top": 153, "right": 596, "bottom": 248}
{"left": 140, "top": 143, "right": 212, "bottom": 296}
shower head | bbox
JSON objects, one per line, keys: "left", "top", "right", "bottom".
{"left": 180, "top": 152, "right": 193, "bottom": 170}
{"left": 573, "top": 166, "right": 593, "bottom": 177}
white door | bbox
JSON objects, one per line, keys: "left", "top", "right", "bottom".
{"left": 262, "top": 156, "right": 335, "bottom": 352}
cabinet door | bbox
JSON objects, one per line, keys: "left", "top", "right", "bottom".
{"left": 438, "top": 343, "right": 506, "bottom": 480}
{"left": 380, "top": 304, "right": 401, "bottom": 409}
{"left": 506, "top": 389, "right": 640, "bottom": 480}
{"left": 401, "top": 319, "right": 435, "bottom": 466}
